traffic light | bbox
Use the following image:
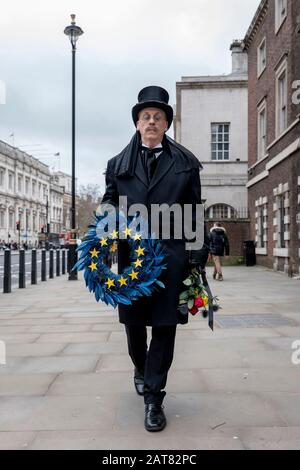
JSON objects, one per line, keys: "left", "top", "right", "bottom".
{"left": 16, "top": 221, "right": 20, "bottom": 231}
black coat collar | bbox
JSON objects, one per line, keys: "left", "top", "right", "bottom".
{"left": 113, "top": 132, "right": 202, "bottom": 180}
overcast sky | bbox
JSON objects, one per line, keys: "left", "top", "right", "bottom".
{"left": 0, "top": 0, "right": 259, "bottom": 193}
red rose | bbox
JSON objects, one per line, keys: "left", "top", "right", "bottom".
{"left": 189, "top": 305, "right": 199, "bottom": 315}
{"left": 194, "top": 297, "right": 204, "bottom": 308}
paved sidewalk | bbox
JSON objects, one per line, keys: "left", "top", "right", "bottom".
{"left": 0, "top": 265, "right": 300, "bottom": 450}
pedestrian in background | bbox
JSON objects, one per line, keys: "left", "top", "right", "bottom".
{"left": 209, "top": 222, "right": 230, "bottom": 281}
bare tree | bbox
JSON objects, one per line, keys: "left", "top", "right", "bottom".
{"left": 77, "top": 184, "right": 102, "bottom": 237}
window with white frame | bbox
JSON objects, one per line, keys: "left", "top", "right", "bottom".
{"left": 275, "top": 0, "right": 287, "bottom": 33}
{"left": 32, "top": 180, "right": 36, "bottom": 197}
{"left": 276, "top": 60, "right": 288, "bottom": 137}
{"left": 255, "top": 197, "right": 268, "bottom": 253}
{"left": 257, "top": 37, "right": 266, "bottom": 77}
{"left": 211, "top": 123, "right": 230, "bottom": 161}
{"left": 257, "top": 100, "right": 267, "bottom": 159}
{"left": 206, "top": 204, "right": 236, "bottom": 220}
{"left": 273, "top": 183, "right": 290, "bottom": 254}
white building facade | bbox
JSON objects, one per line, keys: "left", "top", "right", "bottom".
{"left": 0, "top": 141, "right": 65, "bottom": 247}
{"left": 175, "top": 40, "right": 248, "bottom": 220}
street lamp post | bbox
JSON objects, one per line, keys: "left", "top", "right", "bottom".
{"left": 64, "top": 14, "right": 83, "bottom": 281}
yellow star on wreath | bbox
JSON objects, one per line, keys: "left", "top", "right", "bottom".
{"left": 129, "top": 270, "right": 139, "bottom": 280}
{"left": 110, "top": 242, "right": 118, "bottom": 253}
{"left": 88, "top": 261, "right": 97, "bottom": 271}
{"left": 133, "top": 259, "right": 143, "bottom": 268}
{"left": 118, "top": 276, "right": 127, "bottom": 286}
{"left": 135, "top": 246, "right": 145, "bottom": 257}
{"left": 99, "top": 237, "right": 108, "bottom": 247}
{"left": 105, "top": 278, "right": 115, "bottom": 289}
{"left": 90, "top": 248, "right": 100, "bottom": 258}
{"left": 110, "top": 229, "right": 118, "bottom": 239}
{"left": 133, "top": 233, "right": 142, "bottom": 241}
{"left": 123, "top": 227, "right": 132, "bottom": 237}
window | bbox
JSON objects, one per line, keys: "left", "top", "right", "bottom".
{"left": 32, "top": 180, "right": 36, "bottom": 197}
{"left": 25, "top": 178, "right": 30, "bottom": 194}
{"left": 0, "top": 209, "right": 5, "bottom": 228}
{"left": 275, "top": 0, "right": 287, "bottom": 33}
{"left": 18, "top": 175, "right": 23, "bottom": 192}
{"left": 9, "top": 211, "right": 14, "bottom": 229}
{"left": 255, "top": 197, "right": 268, "bottom": 253}
{"left": 257, "top": 100, "right": 267, "bottom": 159}
{"left": 277, "top": 194, "right": 285, "bottom": 248}
{"left": 206, "top": 204, "right": 236, "bottom": 220}
{"left": 257, "top": 37, "right": 266, "bottom": 77}
{"left": 211, "top": 123, "right": 230, "bottom": 161}
{"left": 8, "top": 172, "right": 14, "bottom": 190}
{"left": 0, "top": 167, "right": 5, "bottom": 187}
{"left": 276, "top": 61, "right": 288, "bottom": 137}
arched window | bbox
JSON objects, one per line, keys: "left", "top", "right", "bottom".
{"left": 205, "top": 204, "right": 237, "bottom": 220}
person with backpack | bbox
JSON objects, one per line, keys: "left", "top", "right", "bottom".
{"left": 209, "top": 222, "right": 230, "bottom": 281}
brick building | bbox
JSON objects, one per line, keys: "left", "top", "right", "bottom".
{"left": 244, "top": 0, "right": 300, "bottom": 274}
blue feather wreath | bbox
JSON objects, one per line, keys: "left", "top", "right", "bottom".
{"left": 72, "top": 211, "right": 167, "bottom": 308}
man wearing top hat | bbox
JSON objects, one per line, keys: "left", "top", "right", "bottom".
{"left": 101, "top": 86, "right": 205, "bottom": 432}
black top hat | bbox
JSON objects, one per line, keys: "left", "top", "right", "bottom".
{"left": 132, "top": 86, "right": 173, "bottom": 130}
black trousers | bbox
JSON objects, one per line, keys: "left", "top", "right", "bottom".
{"left": 125, "top": 324, "right": 177, "bottom": 405}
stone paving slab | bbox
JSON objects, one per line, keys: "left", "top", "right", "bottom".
{"left": 60, "top": 341, "right": 127, "bottom": 356}
{"left": 262, "top": 337, "right": 300, "bottom": 351}
{"left": 6, "top": 343, "right": 66, "bottom": 357}
{"left": 35, "top": 332, "right": 110, "bottom": 343}
{"left": 237, "top": 426, "right": 300, "bottom": 450}
{"left": 0, "top": 432, "right": 37, "bottom": 450}
{"left": 0, "top": 395, "right": 119, "bottom": 431}
{"left": 0, "top": 374, "right": 56, "bottom": 396}
{"left": 258, "top": 393, "right": 300, "bottom": 426}
{"left": 27, "top": 324, "right": 92, "bottom": 333}
{"left": 0, "top": 355, "right": 100, "bottom": 374}
{"left": 201, "top": 368, "right": 300, "bottom": 392}
{"left": 239, "top": 349, "right": 295, "bottom": 368}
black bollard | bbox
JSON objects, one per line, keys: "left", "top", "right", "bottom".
{"left": 31, "top": 249, "right": 37, "bottom": 285}
{"left": 19, "top": 249, "right": 26, "bottom": 289}
{"left": 49, "top": 249, "right": 54, "bottom": 279}
{"left": 41, "top": 249, "right": 46, "bottom": 281}
{"left": 67, "top": 247, "right": 71, "bottom": 274}
{"left": 62, "top": 249, "right": 66, "bottom": 275}
{"left": 3, "top": 249, "right": 11, "bottom": 293}
{"left": 56, "top": 249, "right": 60, "bottom": 277}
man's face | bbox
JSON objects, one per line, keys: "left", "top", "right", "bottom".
{"left": 136, "top": 107, "right": 168, "bottom": 147}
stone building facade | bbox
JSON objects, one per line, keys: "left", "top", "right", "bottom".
{"left": 244, "top": 0, "right": 300, "bottom": 274}
{"left": 0, "top": 141, "right": 67, "bottom": 247}
{"left": 175, "top": 40, "right": 250, "bottom": 255}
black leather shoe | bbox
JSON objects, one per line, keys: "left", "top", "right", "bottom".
{"left": 134, "top": 368, "right": 144, "bottom": 396}
{"left": 144, "top": 404, "right": 166, "bottom": 432}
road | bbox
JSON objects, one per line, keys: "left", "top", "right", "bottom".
{"left": 0, "top": 250, "right": 68, "bottom": 291}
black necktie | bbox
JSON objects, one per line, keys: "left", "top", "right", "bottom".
{"left": 140, "top": 146, "right": 163, "bottom": 182}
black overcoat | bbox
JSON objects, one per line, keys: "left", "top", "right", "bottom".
{"left": 101, "top": 132, "right": 203, "bottom": 326}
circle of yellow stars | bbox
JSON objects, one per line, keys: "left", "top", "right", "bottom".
{"left": 88, "top": 227, "right": 146, "bottom": 290}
